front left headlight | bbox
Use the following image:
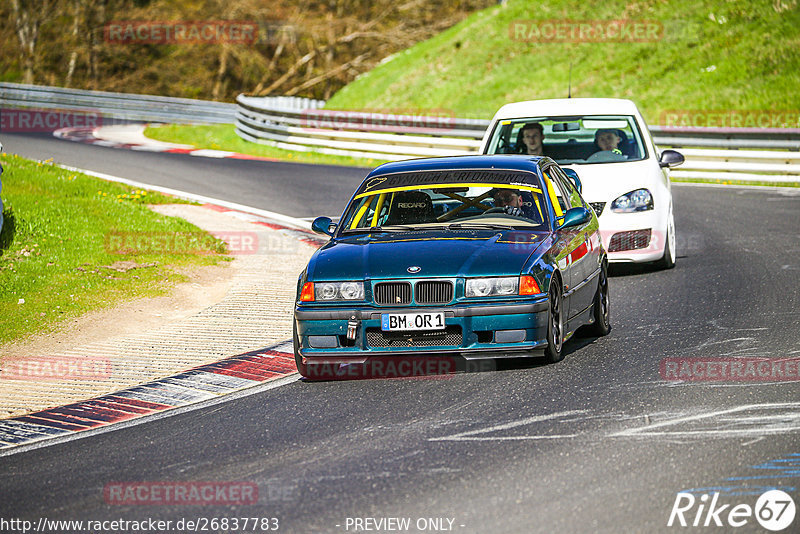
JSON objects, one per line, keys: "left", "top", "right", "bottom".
{"left": 466, "top": 276, "right": 519, "bottom": 297}
{"left": 611, "top": 188, "right": 653, "bottom": 213}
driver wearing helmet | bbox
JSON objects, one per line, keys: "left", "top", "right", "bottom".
{"left": 492, "top": 189, "right": 524, "bottom": 217}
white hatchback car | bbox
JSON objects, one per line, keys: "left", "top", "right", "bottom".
{"left": 480, "top": 98, "right": 684, "bottom": 268}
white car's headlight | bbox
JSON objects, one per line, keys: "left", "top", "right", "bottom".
{"left": 611, "top": 188, "right": 653, "bottom": 213}
{"left": 301, "top": 281, "right": 365, "bottom": 302}
{"left": 465, "top": 276, "right": 519, "bottom": 297}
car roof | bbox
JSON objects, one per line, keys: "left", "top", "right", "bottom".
{"left": 491, "top": 98, "right": 641, "bottom": 120}
{"left": 365, "top": 155, "right": 549, "bottom": 182}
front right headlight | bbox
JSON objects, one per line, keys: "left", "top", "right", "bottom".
{"left": 300, "top": 281, "right": 365, "bottom": 302}
{"left": 611, "top": 188, "right": 653, "bottom": 213}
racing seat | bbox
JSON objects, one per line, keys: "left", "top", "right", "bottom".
{"left": 384, "top": 191, "right": 434, "bottom": 225}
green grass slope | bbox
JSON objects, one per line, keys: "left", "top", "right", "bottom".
{"left": 325, "top": 0, "right": 800, "bottom": 124}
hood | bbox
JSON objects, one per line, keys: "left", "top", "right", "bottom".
{"left": 308, "top": 229, "right": 549, "bottom": 281}
{"left": 562, "top": 159, "right": 665, "bottom": 204}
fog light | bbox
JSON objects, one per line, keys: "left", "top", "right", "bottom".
{"left": 308, "top": 336, "right": 339, "bottom": 348}
{"left": 494, "top": 329, "right": 527, "bottom": 343}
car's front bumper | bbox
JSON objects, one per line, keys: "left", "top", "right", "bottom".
{"left": 295, "top": 298, "right": 549, "bottom": 361}
{"left": 596, "top": 207, "right": 669, "bottom": 263}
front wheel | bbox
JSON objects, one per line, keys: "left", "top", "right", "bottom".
{"left": 544, "top": 277, "right": 564, "bottom": 363}
{"left": 655, "top": 212, "right": 676, "bottom": 270}
{"left": 587, "top": 261, "right": 611, "bottom": 336}
{"left": 293, "top": 322, "right": 310, "bottom": 378}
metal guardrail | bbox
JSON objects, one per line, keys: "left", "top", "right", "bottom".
{"left": 235, "top": 95, "right": 800, "bottom": 182}
{"left": 0, "top": 82, "right": 238, "bottom": 124}
{"left": 1, "top": 84, "right": 796, "bottom": 182}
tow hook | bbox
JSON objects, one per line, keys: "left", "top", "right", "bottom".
{"left": 346, "top": 315, "right": 359, "bottom": 341}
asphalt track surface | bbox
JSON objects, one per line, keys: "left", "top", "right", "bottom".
{"left": 1, "top": 132, "right": 369, "bottom": 218}
{"left": 2, "top": 133, "right": 800, "bottom": 533}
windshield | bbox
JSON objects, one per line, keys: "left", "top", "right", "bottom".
{"left": 339, "top": 173, "right": 550, "bottom": 233}
{"left": 485, "top": 115, "right": 647, "bottom": 165}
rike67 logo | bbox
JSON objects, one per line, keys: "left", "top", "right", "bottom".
{"left": 668, "top": 490, "right": 796, "bottom": 531}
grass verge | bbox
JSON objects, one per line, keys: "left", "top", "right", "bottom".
{"left": 324, "top": 0, "right": 799, "bottom": 124}
{"left": 0, "top": 153, "right": 231, "bottom": 345}
{"left": 144, "top": 124, "right": 384, "bottom": 168}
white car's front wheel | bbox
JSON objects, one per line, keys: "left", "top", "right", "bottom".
{"left": 655, "top": 211, "right": 676, "bottom": 270}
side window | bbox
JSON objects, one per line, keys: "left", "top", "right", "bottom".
{"left": 550, "top": 166, "right": 584, "bottom": 209}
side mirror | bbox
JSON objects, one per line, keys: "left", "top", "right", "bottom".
{"left": 562, "top": 168, "right": 582, "bottom": 194}
{"left": 311, "top": 216, "right": 337, "bottom": 236}
{"left": 557, "top": 207, "right": 592, "bottom": 230}
{"left": 659, "top": 149, "right": 685, "bottom": 168}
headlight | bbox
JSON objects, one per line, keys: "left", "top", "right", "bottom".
{"left": 466, "top": 276, "right": 519, "bottom": 297}
{"left": 611, "top": 188, "right": 653, "bottom": 213}
{"left": 300, "top": 281, "right": 364, "bottom": 302}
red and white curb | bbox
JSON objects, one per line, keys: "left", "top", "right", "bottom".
{"left": 0, "top": 343, "right": 297, "bottom": 450}
{"left": 54, "top": 124, "right": 282, "bottom": 162}
{"left": 0, "top": 164, "right": 330, "bottom": 454}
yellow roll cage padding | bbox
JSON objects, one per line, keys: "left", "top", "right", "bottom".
{"left": 370, "top": 192, "right": 388, "bottom": 227}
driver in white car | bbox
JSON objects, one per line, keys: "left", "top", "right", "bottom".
{"left": 519, "top": 122, "right": 545, "bottom": 156}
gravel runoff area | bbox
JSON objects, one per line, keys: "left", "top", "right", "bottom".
{"left": 0, "top": 204, "right": 320, "bottom": 418}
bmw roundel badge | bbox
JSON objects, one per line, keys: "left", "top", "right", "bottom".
{"left": 407, "top": 266, "right": 421, "bottom": 274}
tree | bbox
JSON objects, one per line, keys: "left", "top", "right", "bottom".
{"left": 11, "top": 0, "right": 54, "bottom": 84}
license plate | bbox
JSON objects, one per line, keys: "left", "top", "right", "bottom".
{"left": 381, "top": 312, "right": 445, "bottom": 331}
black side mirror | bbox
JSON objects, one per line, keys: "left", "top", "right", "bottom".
{"left": 311, "top": 216, "right": 337, "bottom": 236}
{"left": 659, "top": 149, "right": 685, "bottom": 168}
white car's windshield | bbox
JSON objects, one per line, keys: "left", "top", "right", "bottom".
{"left": 485, "top": 115, "right": 647, "bottom": 165}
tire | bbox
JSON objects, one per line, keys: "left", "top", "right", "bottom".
{"left": 655, "top": 212, "right": 676, "bottom": 270}
{"left": 293, "top": 322, "right": 310, "bottom": 378}
{"left": 587, "top": 261, "right": 611, "bottom": 337}
{"left": 544, "top": 277, "right": 564, "bottom": 363}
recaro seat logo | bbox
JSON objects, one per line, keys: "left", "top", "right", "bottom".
{"left": 668, "top": 490, "right": 796, "bottom": 530}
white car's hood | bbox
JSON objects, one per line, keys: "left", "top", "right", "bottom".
{"left": 563, "top": 159, "right": 662, "bottom": 204}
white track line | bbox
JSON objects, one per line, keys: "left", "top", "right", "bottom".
{"left": 54, "top": 163, "right": 314, "bottom": 230}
